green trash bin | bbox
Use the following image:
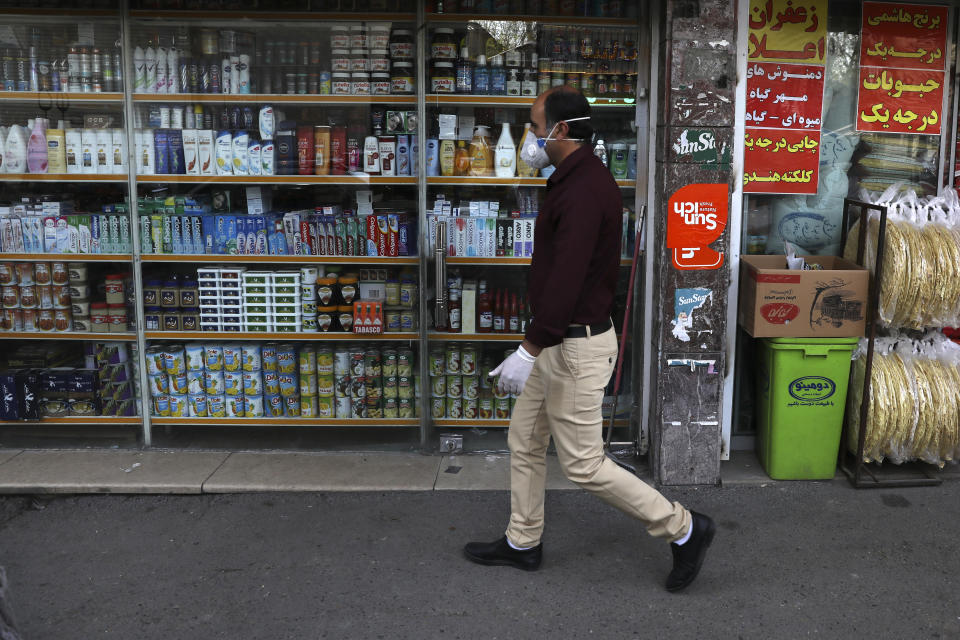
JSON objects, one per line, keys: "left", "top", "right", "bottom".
{"left": 755, "top": 337, "right": 859, "bottom": 480}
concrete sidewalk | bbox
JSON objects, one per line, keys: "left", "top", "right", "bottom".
{"left": 0, "top": 448, "right": 958, "bottom": 493}
{"left": 1, "top": 483, "right": 959, "bottom": 639}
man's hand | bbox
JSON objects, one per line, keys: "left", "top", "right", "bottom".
{"left": 489, "top": 345, "right": 537, "bottom": 396}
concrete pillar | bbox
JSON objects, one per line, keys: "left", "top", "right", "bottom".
{"left": 648, "top": 0, "right": 738, "bottom": 486}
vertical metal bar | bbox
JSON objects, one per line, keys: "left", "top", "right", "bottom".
{"left": 120, "top": 0, "right": 152, "bottom": 447}
{"left": 415, "top": 1, "right": 430, "bottom": 450}
{"left": 939, "top": 4, "right": 956, "bottom": 195}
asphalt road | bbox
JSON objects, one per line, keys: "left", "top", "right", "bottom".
{"left": 1, "top": 481, "right": 958, "bottom": 639}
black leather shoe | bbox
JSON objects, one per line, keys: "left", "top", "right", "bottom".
{"left": 464, "top": 536, "right": 542, "bottom": 571}
{"left": 665, "top": 511, "right": 716, "bottom": 592}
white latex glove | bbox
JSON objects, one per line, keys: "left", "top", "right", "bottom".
{"left": 489, "top": 345, "right": 537, "bottom": 396}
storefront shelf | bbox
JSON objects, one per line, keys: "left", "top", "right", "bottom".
{"left": 0, "top": 331, "right": 136, "bottom": 341}
{"left": 150, "top": 417, "right": 419, "bottom": 427}
{"left": 132, "top": 93, "right": 417, "bottom": 105}
{"left": 144, "top": 331, "right": 419, "bottom": 341}
{"left": 427, "top": 95, "right": 637, "bottom": 108}
{"left": 426, "top": 13, "right": 640, "bottom": 27}
{"left": 0, "top": 173, "right": 127, "bottom": 183}
{"left": 129, "top": 10, "right": 415, "bottom": 21}
{"left": 441, "top": 256, "right": 634, "bottom": 266}
{"left": 0, "top": 253, "right": 132, "bottom": 262}
{"left": 0, "top": 91, "right": 124, "bottom": 103}
{"left": 140, "top": 254, "right": 419, "bottom": 265}
{"left": 431, "top": 418, "right": 629, "bottom": 427}
{"left": 0, "top": 8, "right": 119, "bottom": 17}
{"left": 0, "top": 416, "right": 141, "bottom": 426}
{"left": 428, "top": 332, "right": 524, "bottom": 341}
{"left": 135, "top": 175, "right": 416, "bottom": 185}
{"left": 426, "top": 176, "right": 635, "bottom": 188}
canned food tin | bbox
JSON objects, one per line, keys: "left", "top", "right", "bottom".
{"left": 397, "top": 349, "right": 414, "bottom": 377}
{"left": 208, "top": 394, "right": 227, "bottom": 417}
{"left": 335, "top": 395, "right": 351, "bottom": 418}
{"left": 446, "top": 374, "right": 462, "bottom": 398}
{"left": 366, "top": 399, "right": 383, "bottom": 418}
{"left": 317, "top": 373, "right": 334, "bottom": 396}
{"left": 226, "top": 395, "right": 244, "bottom": 418}
{"left": 153, "top": 394, "right": 170, "bottom": 417}
{"left": 335, "top": 373, "right": 351, "bottom": 397}
{"left": 265, "top": 394, "right": 284, "bottom": 417}
{"left": 431, "top": 396, "right": 445, "bottom": 419}
{"left": 203, "top": 370, "right": 225, "bottom": 395}
{"left": 334, "top": 349, "right": 351, "bottom": 375}
{"left": 395, "top": 397, "right": 412, "bottom": 418}
{"left": 382, "top": 349, "right": 397, "bottom": 376}
{"left": 0, "top": 263, "right": 14, "bottom": 286}
{"left": 316, "top": 347, "right": 334, "bottom": 374}
{"left": 398, "top": 375, "right": 414, "bottom": 399}
{"left": 479, "top": 395, "right": 493, "bottom": 419}
{"left": 461, "top": 346, "right": 478, "bottom": 375}
{"left": 428, "top": 349, "right": 444, "bottom": 377}
{"left": 300, "top": 372, "right": 318, "bottom": 396}
{"left": 463, "top": 375, "right": 479, "bottom": 400}
{"left": 263, "top": 370, "right": 280, "bottom": 395}
{"left": 185, "top": 344, "right": 205, "bottom": 371}
{"left": 147, "top": 348, "right": 167, "bottom": 375}
{"left": 278, "top": 372, "right": 298, "bottom": 397}
{"left": 186, "top": 370, "right": 204, "bottom": 395}
{"left": 148, "top": 373, "right": 169, "bottom": 396}
{"left": 277, "top": 343, "right": 297, "bottom": 373}
{"left": 446, "top": 397, "right": 463, "bottom": 419}
{"left": 162, "top": 347, "right": 187, "bottom": 375}
{"left": 223, "top": 371, "right": 243, "bottom": 396}
{"left": 445, "top": 346, "right": 460, "bottom": 374}
{"left": 351, "top": 376, "right": 366, "bottom": 399}
{"left": 188, "top": 394, "right": 208, "bottom": 418}
{"left": 298, "top": 347, "right": 317, "bottom": 374}
{"left": 222, "top": 343, "right": 243, "bottom": 371}
{"left": 430, "top": 375, "right": 445, "bottom": 397}
{"left": 243, "top": 370, "right": 264, "bottom": 395}
{"left": 349, "top": 350, "right": 365, "bottom": 376}
{"left": 261, "top": 343, "right": 278, "bottom": 371}
{"left": 284, "top": 395, "right": 302, "bottom": 417}
{"left": 495, "top": 397, "right": 511, "bottom": 419}
{"left": 168, "top": 394, "right": 187, "bottom": 417}
{"left": 463, "top": 397, "right": 478, "bottom": 419}
{"left": 203, "top": 344, "right": 224, "bottom": 371}
{"left": 312, "top": 395, "right": 331, "bottom": 418}
{"left": 242, "top": 344, "right": 263, "bottom": 371}
{"left": 365, "top": 379, "right": 382, "bottom": 401}
{"left": 351, "top": 396, "right": 366, "bottom": 418}
{"left": 244, "top": 394, "right": 265, "bottom": 418}
{"left": 383, "top": 397, "right": 398, "bottom": 418}
{"left": 364, "top": 348, "right": 382, "bottom": 378}
{"left": 169, "top": 373, "right": 189, "bottom": 395}
{"left": 382, "top": 375, "right": 398, "bottom": 399}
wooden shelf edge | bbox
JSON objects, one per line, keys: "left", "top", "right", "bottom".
{"left": 0, "top": 417, "right": 140, "bottom": 425}
{"left": 426, "top": 12, "right": 640, "bottom": 26}
{"left": 140, "top": 254, "right": 418, "bottom": 264}
{"left": 0, "top": 332, "right": 136, "bottom": 340}
{"left": 150, "top": 417, "right": 419, "bottom": 426}
{"left": 0, "top": 253, "right": 132, "bottom": 261}
{"left": 0, "top": 91, "right": 123, "bottom": 102}
{"left": 130, "top": 10, "right": 415, "bottom": 20}
{"left": 428, "top": 333, "right": 524, "bottom": 341}
{"left": 135, "top": 175, "right": 415, "bottom": 184}
{"left": 0, "top": 173, "right": 126, "bottom": 182}
{"left": 144, "top": 331, "right": 418, "bottom": 340}
{"left": 0, "top": 8, "right": 119, "bottom": 16}
{"left": 133, "top": 93, "right": 416, "bottom": 104}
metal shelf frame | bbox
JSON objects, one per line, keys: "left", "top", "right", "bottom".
{"left": 0, "top": 5, "right": 648, "bottom": 452}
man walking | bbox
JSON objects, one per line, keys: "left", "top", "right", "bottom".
{"left": 463, "top": 86, "right": 715, "bottom": 592}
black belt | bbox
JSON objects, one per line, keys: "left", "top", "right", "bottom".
{"left": 564, "top": 320, "right": 612, "bottom": 338}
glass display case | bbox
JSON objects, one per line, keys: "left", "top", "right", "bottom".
{"left": 0, "top": 4, "right": 645, "bottom": 450}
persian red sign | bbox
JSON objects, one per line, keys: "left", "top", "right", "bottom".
{"left": 857, "top": 2, "right": 947, "bottom": 135}
{"left": 746, "top": 62, "right": 825, "bottom": 130}
{"left": 743, "top": 128, "right": 821, "bottom": 194}
{"left": 666, "top": 183, "right": 729, "bottom": 271}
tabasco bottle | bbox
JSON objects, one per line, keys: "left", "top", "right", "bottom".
{"left": 448, "top": 285, "right": 462, "bottom": 333}
{"left": 508, "top": 292, "right": 519, "bottom": 333}
{"left": 519, "top": 295, "right": 529, "bottom": 333}
{"left": 493, "top": 289, "right": 505, "bottom": 333}
{"left": 477, "top": 280, "right": 493, "bottom": 333}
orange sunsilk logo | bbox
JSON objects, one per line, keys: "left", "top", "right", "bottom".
{"left": 666, "top": 183, "right": 729, "bottom": 270}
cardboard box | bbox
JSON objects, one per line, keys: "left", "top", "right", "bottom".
{"left": 738, "top": 255, "right": 869, "bottom": 338}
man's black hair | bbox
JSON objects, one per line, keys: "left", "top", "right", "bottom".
{"left": 543, "top": 87, "right": 594, "bottom": 143}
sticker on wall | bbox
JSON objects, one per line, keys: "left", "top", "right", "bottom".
{"left": 666, "top": 183, "right": 728, "bottom": 270}
{"left": 672, "top": 130, "right": 731, "bottom": 168}
{"left": 672, "top": 288, "right": 714, "bottom": 343}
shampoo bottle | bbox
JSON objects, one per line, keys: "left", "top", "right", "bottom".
{"left": 494, "top": 122, "right": 516, "bottom": 178}
{"left": 232, "top": 130, "right": 249, "bottom": 175}
{"left": 5, "top": 125, "right": 29, "bottom": 174}
{"left": 111, "top": 128, "right": 126, "bottom": 174}
{"left": 215, "top": 129, "right": 233, "bottom": 175}
{"left": 65, "top": 128, "right": 82, "bottom": 174}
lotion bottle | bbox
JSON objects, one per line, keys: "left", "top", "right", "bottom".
{"left": 0, "top": 125, "right": 8, "bottom": 173}
{"left": 27, "top": 118, "right": 48, "bottom": 173}
{"left": 494, "top": 122, "right": 516, "bottom": 178}
{"left": 5, "top": 124, "right": 29, "bottom": 174}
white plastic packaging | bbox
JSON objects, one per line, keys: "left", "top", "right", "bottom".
{"left": 80, "top": 128, "right": 98, "bottom": 174}
{"left": 232, "top": 130, "right": 249, "bottom": 175}
{"left": 4, "top": 125, "right": 28, "bottom": 174}
{"left": 111, "top": 128, "right": 126, "bottom": 174}
{"left": 65, "top": 128, "right": 82, "bottom": 174}
{"left": 215, "top": 130, "right": 233, "bottom": 175}
{"left": 197, "top": 129, "right": 215, "bottom": 176}
{"left": 182, "top": 128, "right": 200, "bottom": 175}
{"left": 494, "top": 122, "right": 516, "bottom": 178}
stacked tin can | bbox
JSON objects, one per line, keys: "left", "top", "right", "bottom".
{"left": 145, "top": 344, "right": 190, "bottom": 417}
{"left": 429, "top": 343, "right": 511, "bottom": 420}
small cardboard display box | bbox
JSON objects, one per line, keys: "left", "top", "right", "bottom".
{"left": 739, "top": 255, "right": 869, "bottom": 338}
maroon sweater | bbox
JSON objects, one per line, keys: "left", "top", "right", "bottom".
{"left": 525, "top": 143, "right": 622, "bottom": 349}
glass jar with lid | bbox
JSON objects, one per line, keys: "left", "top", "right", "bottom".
{"left": 391, "top": 61, "right": 415, "bottom": 94}
{"left": 390, "top": 29, "right": 414, "bottom": 60}
{"left": 431, "top": 28, "right": 457, "bottom": 60}
{"left": 431, "top": 61, "right": 456, "bottom": 93}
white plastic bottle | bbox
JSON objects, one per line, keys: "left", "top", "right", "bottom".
{"left": 0, "top": 125, "right": 8, "bottom": 173}
{"left": 65, "top": 128, "right": 82, "bottom": 174}
{"left": 215, "top": 130, "right": 232, "bottom": 175}
{"left": 155, "top": 37, "right": 168, "bottom": 94}
{"left": 95, "top": 128, "right": 111, "bottom": 173}
{"left": 166, "top": 40, "right": 179, "bottom": 94}
{"left": 260, "top": 138, "right": 275, "bottom": 175}
{"left": 5, "top": 125, "right": 29, "bottom": 174}
{"left": 80, "top": 128, "right": 98, "bottom": 174}
{"left": 259, "top": 106, "right": 274, "bottom": 141}
{"left": 197, "top": 129, "right": 215, "bottom": 176}
{"left": 46, "top": 126, "right": 66, "bottom": 174}
{"left": 111, "top": 128, "right": 126, "bottom": 174}
{"left": 494, "top": 122, "right": 516, "bottom": 178}
{"left": 247, "top": 136, "right": 261, "bottom": 176}
{"left": 182, "top": 129, "right": 199, "bottom": 175}
{"left": 133, "top": 44, "right": 146, "bottom": 92}
{"left": 232, "top": 130, "right": 248, "bottom": 175}
{"left": 27, "top": 118, "right": 48, "bottom": 173}
{"left": 145, "top": 40, "right": 158, "bottom": 94}
{"left": 221, "top": 57, "right": 233, "bottom": 94}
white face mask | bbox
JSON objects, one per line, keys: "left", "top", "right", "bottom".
{"left": 518, "top": 116, "right": 590, "bottom": 170}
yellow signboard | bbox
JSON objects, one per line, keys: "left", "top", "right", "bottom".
{"left": 748, "top": 0, "right": 828, "bottom": 64}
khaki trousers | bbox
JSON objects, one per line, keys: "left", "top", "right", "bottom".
{"left": 505, "top": 327, "right": 691, "bottom": 548}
